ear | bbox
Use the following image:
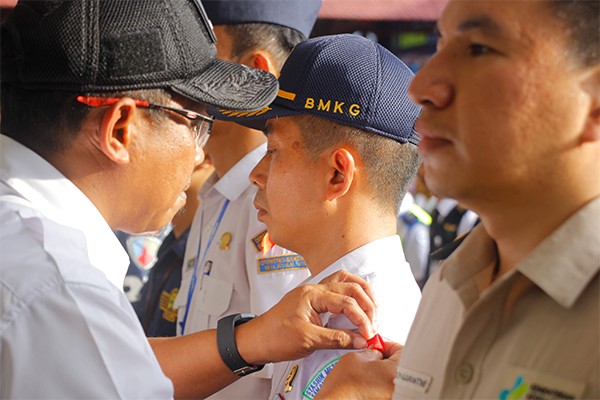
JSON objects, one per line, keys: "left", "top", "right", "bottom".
{"left": 326, "top": 148, "right": 356, "bottom": 201}
{"left": 97, "top": 98, "right": 137, "bottom": 164}
{"left": 250, "top": 51, "right": 278, "bottom": 75}
{"left": 580, "top": 66, "right": 600, "bottom": 143}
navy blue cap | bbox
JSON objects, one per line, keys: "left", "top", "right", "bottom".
{"left": 212, "top": 34, "right": 421, "bottom": 145}
{"left": 202, "top": 0, "right": 322, "bottom": 38}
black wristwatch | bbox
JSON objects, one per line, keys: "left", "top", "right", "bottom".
{"left": 216, "top": 313, "right": 265, "bottom": 377}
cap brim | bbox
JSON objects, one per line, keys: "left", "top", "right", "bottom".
{"left": 171, "top": 58, "right": 279, "bottom": 112}
{"left": 208, "top": 100, "right": 300, "bottom": 131}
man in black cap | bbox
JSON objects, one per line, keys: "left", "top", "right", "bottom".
{"left": 173, "top": 1, "right": 322, "bottom": 398}
{"left": 213, "top": 33, "right": 423, "bottom": 399}
{"left": 0, "top": 1, "right": 377, "bottom": 398}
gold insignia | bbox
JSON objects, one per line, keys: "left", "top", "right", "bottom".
{"left": 284, "top": 365, "right": 298, "bottom": 393}
{"left": 219, "top": 232, "right": 232, "bottom": 250}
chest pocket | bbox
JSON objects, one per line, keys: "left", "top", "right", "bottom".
{"left": 196, "top": 274, "right": 233, "bottom": 316}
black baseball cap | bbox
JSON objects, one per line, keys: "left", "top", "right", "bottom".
{"left": 0, "top": 0, "right": 279, "bottom": 111}
{"left": 212, "top": 34, "right": 421, "bottom": 145}
{"left": 203, "top": 0, "right": 323, "bottom": 38}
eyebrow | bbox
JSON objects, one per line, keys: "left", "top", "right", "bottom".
{"left": 436, "top": 14, "right": 506, "bottom": 39}
{"left": 457, "top": 15, "right": 504, "bottom": 37}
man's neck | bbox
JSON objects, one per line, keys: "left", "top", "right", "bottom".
{"left": 474, "top": 185, "right": 600, "bottom": 287}
{"left": 301, "top": 212, "right": 398, "bottom": 277}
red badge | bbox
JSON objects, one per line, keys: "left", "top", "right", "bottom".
{"left": 367, "top": 333, "right": 384, "bottom": 352}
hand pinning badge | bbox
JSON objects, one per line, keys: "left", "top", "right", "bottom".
{"left": 219, "top": 232, "right": 232, "bottom": 250}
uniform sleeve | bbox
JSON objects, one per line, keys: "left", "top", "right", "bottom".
{"left": 1, "top": 279, "right": 173, "bottom": 399}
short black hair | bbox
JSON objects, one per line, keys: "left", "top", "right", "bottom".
{"left": 0, "top": 85, "right": 171, "bottom": 155}
{"left": 224, "top": 23, "right": 306, "bottom": 70}
{"left": 295, "top": 115, "right": 421, "bottom": 215}
{"left": 547, "top": 0, "right": 599, "bottom": 67}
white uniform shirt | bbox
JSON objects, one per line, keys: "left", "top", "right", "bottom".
{"left": 393, "top": 198, "right": 600, "bottom": 399}
{"left": 269, "top": 235, "right": 422, "bottom": 400}
{"left": 175, "top": 143, "right": 310, "bottom": 399}
{"left": 0, "top": 135, "right": 173, "bottom": 399}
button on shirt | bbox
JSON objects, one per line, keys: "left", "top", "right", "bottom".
{"left": 269, "top": 236, "right": 422, "bottom": 400}
{"left": 175, "top": 143, "right": 310, "bottom": 399}
{"left": 0, "top": 135, "right": 173, "bottom": 398}
{"left": 393, "top": 198, "right": 600, "bottom": 399}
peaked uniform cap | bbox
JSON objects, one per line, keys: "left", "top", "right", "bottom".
{"left": 1, "top": 0, "right": 279, "bottom": 111}
{"left": 212, "top": 34, "right": 421, "bottom": 144}
{"left": 202, "top": 0, "right": 323, "bottom": 38}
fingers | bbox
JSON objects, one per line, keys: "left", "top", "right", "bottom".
{"left": 310, "top": 283, "right": 376, "bottom": 340}
{"left": 319, "top": 270, "right": 378, "bottom": 307}
{"left": 382, "top": 340, "right": 403, "bottom": 359}
{"left": 305, "top": 326, "right": 374, "bottom": 352}
{"left": 352, "top": 348, "right": 385, "bottom": 363}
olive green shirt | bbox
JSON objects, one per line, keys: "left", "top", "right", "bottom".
{"left": 394, "top": 197, "right": 600, "bottom": 399}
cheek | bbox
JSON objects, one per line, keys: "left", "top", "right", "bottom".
{"left": 265, "top": 162, "right": 307, "bottom": 210}
{"left": 460, "top": 67, "right": 533, "bottom": 160}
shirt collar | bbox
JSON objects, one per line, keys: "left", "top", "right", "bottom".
{"left": 305, "top": 235, "right": 405, "bottom": 285}
{"left": 439, "top": 224, "right": 497, "bottom": 307}
{"left": 212, "top": 143, "right": 266, "bottom": 201}
{"left": 0, "top": 134, "right": 130, "bottom": 289}
{"left": 303, "top": 235, "right": 405, "bottom": 328}
{"left": 518, "top": 197, "right": 600, "bottom": 308}
{"left": 441, "top": 197, "right": 600, "bottom": 309}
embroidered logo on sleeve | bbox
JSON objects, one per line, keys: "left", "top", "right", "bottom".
{"left": 394, "top": 367, "right": 432, "bottom": 393}
{"left": 302, "top": 357, "right": 340, "bottom": 399}
{"left": 258, "top": 254, "right": 307, "bottom": 274}
{"left": 499, "top": 368, "right": 585, "bottom": 400}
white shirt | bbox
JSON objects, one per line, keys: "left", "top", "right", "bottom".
{"left": 393, "top": 198, "right": 600, "bottom": 399}
{"left": 269, "top": 235, "right": 422, "bottom": 400}
{"left": 0, "top": 135, "right": 173, "bottom": 398}
{"left": 175, "top": 143, "right": 310, "bottom": 399}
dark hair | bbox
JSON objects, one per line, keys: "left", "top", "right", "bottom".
{"left": 295, "top": 115, "right": 421, "bottom": 214}
{"left": 224, "top": 23, "right": 306, "bottom": 70}
{"left": 0, "top": 85, "right": 171, "bottom": 155}
{"left": 546, "top": 0, "right": 599, "bottom": 67}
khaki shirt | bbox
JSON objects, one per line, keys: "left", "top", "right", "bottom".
{"left": 393, "top": 197, "right": 600, "bottom": 399}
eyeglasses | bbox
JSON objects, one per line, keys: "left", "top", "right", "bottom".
{"left": 76, "top": 96, "right": 213, "bottom": 149}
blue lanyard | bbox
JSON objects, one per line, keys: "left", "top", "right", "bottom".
{"left": 179, "top": 199, "right": 230, "bottom": 335}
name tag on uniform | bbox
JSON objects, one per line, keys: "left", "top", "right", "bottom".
{"left": 499, "top": 367, "right": 585, "bottom": 400}
{"left": 257, "top": 254, "right": 307, "bottom": 274}
{"left": 394, "top": 367, "right": 432, "bottom": 393}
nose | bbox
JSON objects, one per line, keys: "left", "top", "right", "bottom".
{"left": 249, "top": 154, "right": 268, "bottom": 188}
{"left": 408, "top": 52, "right": 454, "bottom": 110}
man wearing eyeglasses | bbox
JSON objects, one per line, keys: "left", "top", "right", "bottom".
{"left": 0, "top": 1, "right": 377, "bottom": 398}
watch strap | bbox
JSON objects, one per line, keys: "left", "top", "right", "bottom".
{"left": 216, "top": 313, "right": 265, "bottom": 377}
